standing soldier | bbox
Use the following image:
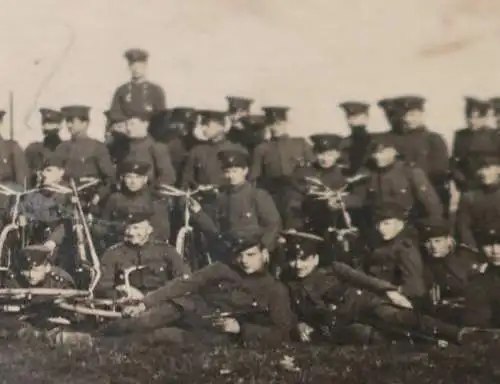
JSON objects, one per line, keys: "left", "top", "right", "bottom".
{"left": 25, "top": 108, "right": 64, "bottom": 187}
{"left": 225, "top": 96, "right": 256, "bottom": 152}
{"left": 378, "top": 98, "right": 401, "bottom": 131}
{"left": 104, "top": 109, "right": 130, "bottom": 167}
{"left": 115, "top": 112, "right": 177, "bottom": 187}
{"left": 388, "top": 96, "right": 451, "bottom": 216}
{"left": 450, "top": 97, "right": 500, "bottom": 192}
{"left": 0, "top": 109, "right": 29, "bottom": 221}
{"left": 489, "top": 97, "right": 500, "bottom": 130}
{"left": 455, "top": 156, "right": 500, "bottom": 250}
{"left": 109, "top": 48, "right": 166, "bottom": 119}
{"left": 55, "top": 105, "right": 116, "bottom": 206}
{"left": 249, "top": 106, "right": 315, "bottom": 219}
{"left": 181, "top": 110, "right": 247, "bottom": 188}
{"left": 338, "top": 101, "right": 374, "bottom": 176}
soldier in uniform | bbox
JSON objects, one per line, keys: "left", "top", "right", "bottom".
{"left": 225, "top": 96, "right": 258, "bottom": 152}
{"left": 338, "top": 101, "right": 374, "bottom": 176}
{"left": 181, "top": 110, "right": 248, "bottom": 188}
{"left": 364, "top": 202, "right": 426, "bottom": 300}
{"left": 450, "top": 97, "right": 500, "bottom": 192}
{"left": 93, "top": 233, "right": 296, "bottom": 346}
{"left": 115, "top": 111, "right": 177, "bottom": 186}
{"left": 96, "top": 210, "right": 190, "bottom": 298}
{"left": 418, "top": 216, "right": 481, "bottom": 322}
{"left": 98, "top": 159, "right": 171, "bottom": 247}
{"left": 24, "top": 108, "right": 64, "bottom": 187}
{"left": 282, "top": 230, "right": 487, "bottom": 346}
{"left": 188, "top": 149, "right": 281, "bottom": 257}
{"left": 150, "top": 107, "right": 199, "bottom": 183}
{"left": 109, "top": 48, "right": 166, "bottom": 119}
{"left": 378, "top": 98, "right": 402, "bottom": 130}
{"left": 104, "top": 109, "right": 130, "bottom": 167}
{"left": 249, "top": 106, "right": 315, "bottom": 219}
{"left": 284, "top": 133, "right": 362, "bottom": 233}
{"left": 463, "top": 221, "right": 500, "bottom": 328}
{"left": 455, "top": 156, "right": 500, "bottom": 250}
{"left": 489, "top": 97, "right": 500, "bottom": 130}
{"left": 365, "top": 134, "right": 444, "bottom": 225}
{"left": 387, "top": 96, "right": 451, "bottom": 216}
{"left": 55, "top": 105, "right": 116, "bottom": 205}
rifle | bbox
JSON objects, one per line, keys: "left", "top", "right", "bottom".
{"left": 8, "top": 91, "right": 14, "bottom": 140}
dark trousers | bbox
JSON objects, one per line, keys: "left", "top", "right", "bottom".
{"left": 337, "top": 289, "right": 461, "bottom": 343}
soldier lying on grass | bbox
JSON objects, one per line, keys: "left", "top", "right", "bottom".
{"left": 281, "top": 230, "right": 498, "bottom": 346}
{"left": 55, "top": 232, "right": 296, "bottom": 346}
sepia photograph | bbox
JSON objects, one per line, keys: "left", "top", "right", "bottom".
{"left": 0, "top": 0, "right": 499, "bottom": 382}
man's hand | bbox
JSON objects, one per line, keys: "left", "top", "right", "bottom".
{"left": 43, "top": 240, "right": 57, "bottom": 254}
{"left": 212, "top": 317, "right": 241, "bottom": 334}
{"left": 386, "top": 290, "right": 413, "bottom": 309}
{"left": 17, "top": 214, "right": 28, "bottom": 227}
{"left": 297, "top": 322, "right": 314, "bottom": 342}
{"left": 115, "top": 285, "right": 145, "bottom": 302}
{"left": 91, "top": 194, "right": 100, "bottom": 206}
{"left": 122, "top": 303, "right": 146, "bottom": 317}
{"left": 187, "top": 197, "right": 202, "bottom": 214}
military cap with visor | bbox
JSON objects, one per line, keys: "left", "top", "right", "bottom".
{"left": 262, "top": 106, "right": 289, "bottom": 123}
{"left": 61, "top": 105, "right": 91, "bottom": 120}
{"left": 226, "top": 96, "right": 254, "bottom": 113}
{"left": 465, "top": 97, "right": 491, "bottom": 117}
{"left": 120, "top": 159, "right": 151, "bottom": 175}
{"left": 373, "top": 202, "right": 408, "bottom": 222}
{"left": 419, "top": 217, "right": 450, "bottom": 240}
{"left": 217, "top": 149, "right": 249, "bottom": 169}
{"left": 40, "top": 108, "right": 63, "bottom": 124}
{"left": 18, "top": 244, "right": 53, "bottom": 269}
{"left": 197, "top": 110, "right": 227, "bottom": 125}
{"left": 339, "top": 101, "right": 370, "bottom": 116}
{"left": 309, "top": 134, "right": 343, "bottom": 153}
{"left": 394, "top": 95, "right": 426, "bottom": 111}
{"left": 124, "top": 48, "right": 149, "bottom": 63}
{"left": 280, "top": 229, "right": 324, "bottom": 261}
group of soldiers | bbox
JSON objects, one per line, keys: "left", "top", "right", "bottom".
{"left": 0, "top": 48, "right": 500, "bottom": 348}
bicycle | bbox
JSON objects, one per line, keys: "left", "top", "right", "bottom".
{"left": 158, "top": 183, "right": 216, "bottom": 270}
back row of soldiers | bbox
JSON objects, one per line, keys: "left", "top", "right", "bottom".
{"left": 2, "top": 48, "right": 500, "bottom": 346}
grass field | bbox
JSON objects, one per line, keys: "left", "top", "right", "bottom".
{"left": 0, "top": 335, "right": 497, "bottom": 383}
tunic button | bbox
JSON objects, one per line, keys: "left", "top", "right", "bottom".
{"left": 329, "top": 304, "right": 337, "bottom": 311}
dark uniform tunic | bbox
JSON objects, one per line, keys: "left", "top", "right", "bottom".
{"left": 365, "top": 160, "right": 444, "bottom": 221}
{"left": 110, "top": 80, "right": 166, "bottom": 119}
{"left": 127, "top": 261, "right": 296, "bottom": 344}
{"left": 284, "top": 163, "right": 364, "bottom": 232}
{"left": 192, "top": 182, "right": 281, "bottom": 252}
{"left": 249, "top": 136, "right": 315, "bottom": 217}
{"left": 340, "top": 128, "right": 373, "bottom": 177}
{"left": 98, "top": 240, "right": 190, "bottom": 295}
{"left": 181, "top": 139, "right": 248, "bottom": 188}
{"left": 24, "top": 136, "right": 63, "bottom": 186}
{"left": 117, "top": 136, "right": 176, "bottom": 186}
{"left": 287, "top": 263, "right": 461, "bottom": 344}
{"left": 386, "top": 128, "right": 450, "bottom": 213}
{"left": 464, "top": 264, "right": 500, "bottom": 328}
{"left": 54, "top": 136, "right": 116, "bottom": 200}
{"left": 99, "top": 189, "right": 171, "bottom": 243}
{"left": 455, "top": 184, "right": 500, "bottom": 249}
{"left": 0, "top": 137, "right": 29, "bottom": 216}
{"left": 450, "top": 127, "right": 500, "bottom": 191}
{"left": 364, "top": 232, "right": 426, "bottom": 299}
{"left": 423, "top": 245, "right": 480, "bottom": 303}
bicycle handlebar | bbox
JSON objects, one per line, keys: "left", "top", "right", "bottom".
{"left": 157, "top": 184, "right": 217, "bottom": 197}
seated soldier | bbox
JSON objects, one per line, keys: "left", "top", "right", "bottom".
{"left": 97, "top": 159, "right": 171, "bottom": 248}
{"left": 284, "top": 133, "right": 364, "bottom": 234}
{"left": 1, "top": 245, "right": 77, "bottom": 341}
{"left": 363, "top": 202, "right": 426, "bottom": 300}
{"left": 96, "top": 210, "right": 190, "bottom": 299}
{"left": 188, "top": 149, "right": 281, "bottom": 260}
{"left": 418, "top": 217, "right": 481, "bottom": 316}
{"left": 85, "top": 232, "right": 295, "bottom": 346}
{"left": 282, "top": 230, "right": 493, "bottom": 346}
{"left": 18, "top": 158, "right": 75, "bottom": 269}
{"left": 463, "top": 222, "right": 500, "bottom": 328}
